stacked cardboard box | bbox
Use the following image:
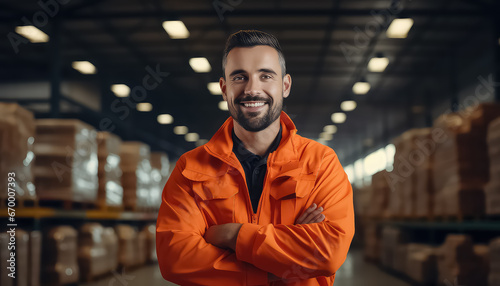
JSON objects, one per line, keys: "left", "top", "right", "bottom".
{"left": 380, "top": 226, "right": 406, "bottom": 269}
{"left": 120, "top": 142, "right": 152, "bottom": 210}
{"left": 433, "top": 103, "right": 500, "bottom": 217}
{"left": 44, "top": 226, "right": 79, "bottom": 285}
{"left": 115, "top": 224, "right": 143, "bottom": 268}
{"left": 369, "top": 171, "right": 390, "bottom": 218}
{"left": 437, "top": 234, "right": 488, "bottom": 286}
{"left": 406, "top": 244, "right": 437, "bottom": 284}
{"left": 15, "top": 229, "right": 29, "bottom": 286}
{"left": 34, "top": 119, "right": 98, "bottom": 203}
{"left": 490, "top": 238, "right": 500, "bottom": 286}
{"left": 96, "top": 132, "right": 123, "bottom": 208}
{"left": 392, "top": 128, "right": 432, "bottom": 218}
{"left": 353, "top": 185, "right": 372, "bottom": 218}
{"left": 486, "top": 117, "right": 500, "bottom": 215}
{"left": 103, "top": 227, "right": 119, "bottom": 272}
{"left": 0, "top": 103, "right": 36, "bottom": 202}
{"left": 78, "top": 223, "right": 113, "bottom": 281}
{"left": 150, "top": 152, "right": 169, "bottom": 210}
{"left": 0, "top": 233, "right": 12, "bottom": 286}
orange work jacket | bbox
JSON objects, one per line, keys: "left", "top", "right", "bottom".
{"left": 156, "top": 112, "right": 355, "bottom": 286}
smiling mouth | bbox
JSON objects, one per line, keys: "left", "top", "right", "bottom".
{"left": 241, "top": 101, "right": 267, "bottom": 107}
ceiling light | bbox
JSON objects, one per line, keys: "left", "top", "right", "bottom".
{"left": 386, "top": 18, "right": 414, "bottom": 38}
{"left": 208, "top": 82, "right": 222, "bottom": 95}
{"left": 174, "top": 126, "right": 188, "bottom": 135}
{"left": 218, "top": 101, "right": 228, "bottom": 111}
{"left": 317, "top": 138, "right": 327, "bottom": 145}
{"left": 320, "top": 132, "right": 333, "bottom": 141}
{"left": 341, "top": 100, "right": 357, "bottom": 112}
{"left": 331, "top": 112, "right": 346, "bottom": 124}
{"left": 15, "top": 26, "right": 49, "bottom": 43}
{"left": 137, "top": 102, "right": 152, "bottom": 112}
{"left": 323, "top": 125, "right": 337, "bottom": 134}
{"left": 368, "top": 57, "right": 389, "bottom": 72}
{"left": 189, "top": 57, "right": 211, "bottom": 73}
{"left": 185, "top": 133, "right": 199, "bottom": 142}
{"left": 111, "top": 84, "right": 130, "bottom": 97}
{"left": 352, "top": 82, "right": 371, "bottom": 95}
{"left": 162, "top": 20, "right": 190, "bottom": 39}
{"left": 71, "top": 61, "right": 96, "bottom": 74}
{"left": 157, "top": 114, "right": 173, "bottom": 124}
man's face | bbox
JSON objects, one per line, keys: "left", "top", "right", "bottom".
{"left": 220, "top": 45, "right": 291, "bottom": 132}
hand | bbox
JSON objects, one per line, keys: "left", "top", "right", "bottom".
{"left": 204, "top": 223, "right": 242, "bottom": 250}
{"left": 295, "top": 203, "right": 325, "bottom": 224}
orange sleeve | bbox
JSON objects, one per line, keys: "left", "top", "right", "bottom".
{"left": 235, "top": 152, "right": 355, "bottom": 281}
{"left": 156, "top": 156, "right": 268, "bottom": 286}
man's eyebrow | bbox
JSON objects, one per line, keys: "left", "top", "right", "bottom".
{"left": 258, "top": 68, "right": 277, "bottom": 75}
{"left": 229, "top": 69, "right": 247, "bottom": 77}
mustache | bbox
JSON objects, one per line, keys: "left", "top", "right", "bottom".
{"left": 234, "top": 96, "right": 272, "bottom": 104}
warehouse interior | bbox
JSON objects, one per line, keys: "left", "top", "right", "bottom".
{"left": 1, "top": 0, "right": 500, "bottom": 285}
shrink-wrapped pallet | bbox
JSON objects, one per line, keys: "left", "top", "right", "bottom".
{"left": 103, "top": 227, "right": 119, "bottom": 272}
{"left": 44, "top": 226, "right": 79, "bottom": 285}
{"left": 16, "top": 229, "right": 29, "bottom": 286}
{"left": 120, "top": 142, "right": 152, "bottom": 210}
{"left": 29, "top": 231, "right": 41, "bottom": 286}
{"left": 34, "top": 119, "right": 98, "bottom": 203}
{"left": 0, "top": 103, "right": 36, "bottom": 202}
{"left": 406, "top": 244, "right": 437, "bottom": 284}
{"left": 437, "top": 234, "right": 488, "bottom": 286}
{"left": 490, "top": 238, "right": 500, "bottom": 286}
{"left": 96, "top": 132, "right": 123, "bottom": 208}
{"left": 369, "top": 171, "right": 390, "bottom": 218}
{"left": 433, "top": 103, "right": 500, "bottom": 217}
{"left": 391, "top": 128, "right": 433, "bottom": 218}
{"left": 486, "top": 117, "right": 500, "bottom": 215}
{"left": 142, "top": 224, "right": 157, "bottom": 262}
{"left": 115, "top": 224, "right": 138, "bottom": 268}
{"left": 150, "top": 152, "right": 169, "bottom": 210}
{"left": 78, "top": 223, "right": 110, "bottom": 281}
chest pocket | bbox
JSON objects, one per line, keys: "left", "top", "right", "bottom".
{"left": 182, "top": 169, "right": 239, "bottom": 227}
{"left": 270, "top": 167, "right": 317, "bottom": 225}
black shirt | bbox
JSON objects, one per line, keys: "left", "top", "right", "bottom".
{"left": 232, "top": 128, "right": 282, "bottom": 213}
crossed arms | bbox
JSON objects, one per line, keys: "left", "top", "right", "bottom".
{"left": 156, "top": 153, "right": 355, "bottom": 286}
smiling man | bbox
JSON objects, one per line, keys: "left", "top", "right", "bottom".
{"left": 156, "top": 30, "right": 355, "bottom": 286}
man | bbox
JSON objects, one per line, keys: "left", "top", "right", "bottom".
{"left": 156, "top": 30, "right": 354, "bottom": 285}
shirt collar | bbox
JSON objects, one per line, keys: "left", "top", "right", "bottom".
{"left": 232, "top": 127, "right": 283, "bottom": 162}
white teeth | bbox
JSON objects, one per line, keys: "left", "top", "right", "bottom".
{"left": 243, "top": 102, "right": 265, "bottom": 107}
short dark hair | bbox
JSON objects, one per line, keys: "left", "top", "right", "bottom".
{"left": 222, "top": 30, "right": 286, "bottom": 78}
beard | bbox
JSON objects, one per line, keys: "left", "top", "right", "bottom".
{"left": 229, "top": 94, "right": 283, "bottom": 132}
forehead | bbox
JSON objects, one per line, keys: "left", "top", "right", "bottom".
{"left": 226, "top": 45, "right": 280, "bottom": 70}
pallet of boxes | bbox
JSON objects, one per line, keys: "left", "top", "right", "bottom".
{"left": 96, "top": 132, "right": 124, "bottom": 211}
{"left": 0, "top": 103, "right": 37, "bottom": 207}
{"left": 120, "top": 142, "right": 153, "bottom": 212}
{"left": 34, "top": 119, "right": 98, "bottom": 208}
{"left": 433, "top": 103, "right": 500, "bottom": 219}
{"left": 150, "top": 151, "right": 170, "bottom": 211}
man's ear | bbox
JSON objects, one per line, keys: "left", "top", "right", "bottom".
{"left": 219, "top": 77, "right": 227, "bottom": 101}
{"left": 283, "top": 74, "right": 292, "bottom": 99}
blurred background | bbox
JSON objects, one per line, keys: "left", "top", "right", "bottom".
{"left": 1, "top": 0, "right": 500, "bottom": 285}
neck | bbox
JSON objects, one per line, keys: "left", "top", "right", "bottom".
{"left": 233, "top": 119, "right": 281, "bottom": 156}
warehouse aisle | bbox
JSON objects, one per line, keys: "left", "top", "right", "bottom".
{"left": 80, "top": 248, "right": 410, "bottom": 286}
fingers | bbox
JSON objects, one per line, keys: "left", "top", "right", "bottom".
{"left": 295, "top": 203, "right": 325, "bottom": 224}
{"left": 301, "top": 206, "right": 324, "bottom": 224}
{"left": 295, "top": 203, "right": 317, "bottom": 224}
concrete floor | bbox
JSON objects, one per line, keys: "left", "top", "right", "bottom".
{"left": 81, "top": 248, "right": 410, "bottom": 286}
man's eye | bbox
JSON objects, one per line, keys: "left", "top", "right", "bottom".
{"left": 233, "top": 76, "right": 245, "bottom": 81}
{"left": 262, "top": 75, "right": 272, "bottom": 79}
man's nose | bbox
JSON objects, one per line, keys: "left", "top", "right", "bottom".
{"left": 244, "top": 76, "right": 262, "bottom": 95}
